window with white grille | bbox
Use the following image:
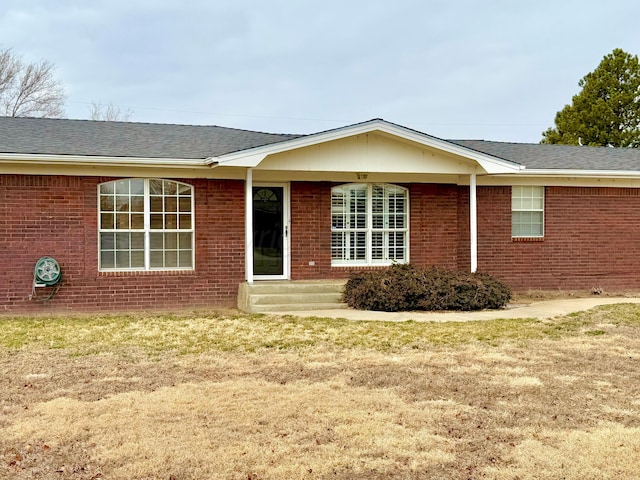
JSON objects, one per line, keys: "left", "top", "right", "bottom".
{"left": 512, "top": 186, "right": 544, "bottom": 238}
{"left": 99, "top": 179, "right": 194, "bottom": 271}
{"left": 331, "top": 183, "right": 408, "bottom": 265}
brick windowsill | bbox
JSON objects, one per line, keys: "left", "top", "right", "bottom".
{"left": 512, "top": 237, "right": 544, "bottom": 243}
{"left": 97, "top": 270, "right": 197, "bottom": 277}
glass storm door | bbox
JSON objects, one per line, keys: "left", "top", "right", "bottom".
{"left": 252, "top": 185, "right": 288, "bottom": 278}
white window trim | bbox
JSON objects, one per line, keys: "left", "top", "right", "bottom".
{"left": 512, "top": 185, "right": 545, "bottom": 238}
{"left": 331, "top": 183, "right": 410, "bottom": 267}
{"left": 98, "top": 178, "right": 195, "bottom": 272}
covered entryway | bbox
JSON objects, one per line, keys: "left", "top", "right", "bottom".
{"left": 227, "top": 120, "right": 523, "bottom": 293}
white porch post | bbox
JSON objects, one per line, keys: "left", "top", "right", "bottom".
{"left": 245, "top": 168, "right": 254, "bottom": 284}
{"left": 470, "top": 173, "right": 478, "bottom": 273}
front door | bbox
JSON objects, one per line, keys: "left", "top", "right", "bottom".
{"left": 252, "top": 184, "right": 289, "bottom": 279}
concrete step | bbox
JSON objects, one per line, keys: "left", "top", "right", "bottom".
{"left": 245, "top": 281, "right": 346, "bottom": 295}
{"left": 238, "top": 280, "right": 348, "bottom": 313}
{"left": 248, "top": 303, "right": 349, "bottom": 313}
{"left": 251, "top": 292, "right": 344, "bottom": 306}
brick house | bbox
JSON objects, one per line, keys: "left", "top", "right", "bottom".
{"left": 3, "top": 116, "right": 640, "bottom": 312}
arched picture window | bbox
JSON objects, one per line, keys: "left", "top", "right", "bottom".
{"left": 98, "top": 179, "right": 194, "bottom": 271}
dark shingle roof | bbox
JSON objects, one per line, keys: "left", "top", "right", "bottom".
{"left": 0, "top": 116, "right": 300, "bottom": 159}
{"left": 449, "top": 139, "right": 640, "bottom": 171}
{"left": 4, "top": 116, "right": 640, "bottom": 172}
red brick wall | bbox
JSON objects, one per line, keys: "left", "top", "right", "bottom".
{"left": 290, "top": 182, "right": 640, "bottom": 292}
{"left": 409, "top": 184, "right": 459, "bottom": 268}
{"left": 290, "top": 181, "right": 332, "bottom": 279}
{"left": 456, "top": 187, "right": 471, "bottom": 272}
{"left": 289, "top": 182, "right": 461, "bottom": 279}
{"left": 1, "top": 175, "right": 245, "bottom": 312}
{"left": 473, "top": 186, "right": 640, "bottom": 291}
{"left": 5, "top": 177, "right": 640, "bottom": 313}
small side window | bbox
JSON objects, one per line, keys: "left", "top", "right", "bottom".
{"left": 512, "top": 186, "right": 544, "bottom": 238}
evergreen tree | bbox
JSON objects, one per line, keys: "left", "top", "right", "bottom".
{"left": 542, "top": 49, "right": 640, "bottom": 147}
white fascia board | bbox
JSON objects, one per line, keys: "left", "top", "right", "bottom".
{"left": 515, "top": 169, "right": 640, "bottom": 178}
{"left": 206, "top": 124, "right": 381, "bottom": 167}
{"left": 375, "top": 123, "right": 524, "bottom": 174}
{"left": 207, "top": 119, "right": 524, "bottom": 173}
{"left": 0, "top": 153, "right": 209, "bottom": 168}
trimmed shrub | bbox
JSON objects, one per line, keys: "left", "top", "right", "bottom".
{"left": 343, "top": 264, "right": 511, "bottom": 312}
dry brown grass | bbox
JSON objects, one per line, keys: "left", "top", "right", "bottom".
{"left": 511, "top": 289, "right": 640, "bottom": 304}
{"left": 2, "top": 305, "right": 640, "bottom": 479}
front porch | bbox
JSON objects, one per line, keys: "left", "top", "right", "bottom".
{"left": 209, "top": 120, "right": 523, "bottom": 288}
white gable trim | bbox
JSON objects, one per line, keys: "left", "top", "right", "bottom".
{"left": 207, "top": 119, "right": 524, "bottom": 174}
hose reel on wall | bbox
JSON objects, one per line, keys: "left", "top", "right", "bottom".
{"left": 30, "top": 256, "right": 62, "bottom": 301}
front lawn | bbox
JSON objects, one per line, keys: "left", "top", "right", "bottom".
{"left": 2, "top": 305, "right": 640, "bottom": 479}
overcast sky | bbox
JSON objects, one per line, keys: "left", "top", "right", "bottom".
{"left": 2, "top": 0, "right": 639, "bottom": 142}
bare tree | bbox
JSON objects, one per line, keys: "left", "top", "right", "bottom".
{"left": 89, "top": 101, "right": 133, "bottom": 122}
{"left": 0, "top": 47, "right": 66, "bottom": 118}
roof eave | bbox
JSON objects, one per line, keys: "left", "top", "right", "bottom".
{"left": 514, "top": 168, "right": 640, "bottom": 178}
{"left": 0, "top": 153, "right": 210, "bottom": 168}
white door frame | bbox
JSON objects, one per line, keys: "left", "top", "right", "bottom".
{"left": 251, "top": 182, "right": 290, "bottom": 281}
